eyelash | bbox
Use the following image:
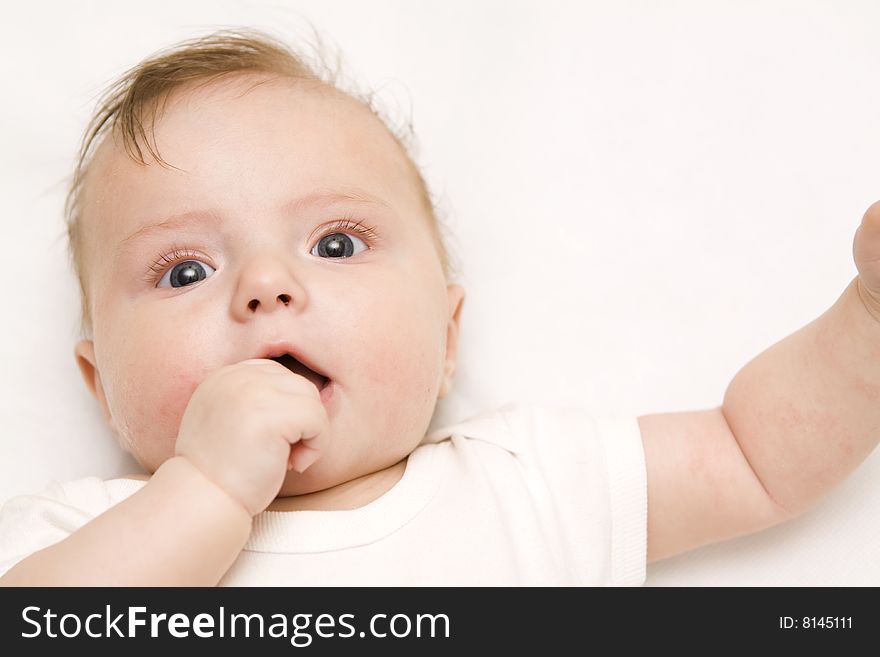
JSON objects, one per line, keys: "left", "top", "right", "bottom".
{"left": 144, "top": 217, "right": 380, "bottom": 284}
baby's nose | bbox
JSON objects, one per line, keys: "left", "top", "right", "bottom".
{"left": 231, "top": 252, "right": 307, "bottom": 321}
{"left": 247, "top": 293, "right": 292, "bottom": 312}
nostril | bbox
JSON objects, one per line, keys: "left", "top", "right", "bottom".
{"left": 247, "top": 295, "right": 291, "bottom": 311}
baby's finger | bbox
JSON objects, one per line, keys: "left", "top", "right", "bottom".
{"left": 853, "top": 201, "right": 880, "bottom": 272}
{"left": 282, "top": 397, "right": 330, "bottom": 473}
{"left": 288, "top": 440, "right": 322, "bottom": 473}
{"left": 240, "top": 359, "right": 323, "bottom": 396}
{"left": 852, "top": 201, "right": 880, "bottom": 321}
{"left": 287, "top": 426, "right": 331, "bottom": 474}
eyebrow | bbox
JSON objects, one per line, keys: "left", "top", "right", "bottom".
{"left": 115, "top": 188, "right": 394, "bottom": 254}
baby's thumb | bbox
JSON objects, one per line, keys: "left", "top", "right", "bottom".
{"left": 852, "top": 201, "right": 880, "bottom": 296}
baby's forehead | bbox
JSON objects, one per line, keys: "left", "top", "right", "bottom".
{"left": 80, "top": 75, "right": 428, "bottom": 246}
{"left": 89, "top": 74, "right": 418, "bottom": 196}
{"left": 104, "top": 74, "right": 394, "bottom": 161}
{"left": 178, "top": 73, "right": 355, "bottom": 120}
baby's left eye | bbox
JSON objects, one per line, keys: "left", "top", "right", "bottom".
{"left": 311, "top": 232, "right": 368, "bottom": 259}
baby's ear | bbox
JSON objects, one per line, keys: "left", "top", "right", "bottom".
{"left": 73, "top": 340, "right": 117, "bottom": 433}
{"left": 438, "top": 284, "right": 466, "bottom": 399}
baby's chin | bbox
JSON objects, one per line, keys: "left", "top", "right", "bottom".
{"left": 276, "top": 457, "right": 373, "bottom": 497}
{"left": 277, "top": 464, "right": 342, "bottom": 497}
{"left": 270, "top": 455, "right": 408, "bottom": 512}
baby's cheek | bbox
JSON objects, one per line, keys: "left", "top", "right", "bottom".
{"left": 157, "top": 371, "right": 205, "bottom": 431}
{"left": 130, "top": 370, "right": 204, "bottom": 471}
{"left": 366, "top": 330, "right": 441, "bottom": 427}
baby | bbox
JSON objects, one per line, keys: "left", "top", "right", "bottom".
{"left": 1, "top": 28, "right": 879, "bottom": 586}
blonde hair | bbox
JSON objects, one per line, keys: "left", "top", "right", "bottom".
{"left": 65, "top": 27, "right": 453, "bottom": 338}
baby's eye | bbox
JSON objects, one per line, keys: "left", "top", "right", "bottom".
{"left": 311, "top": 232, "right": 368, "bottom": 259}
{"left": 157, "top": 260, "right": 216, "bottom": 288}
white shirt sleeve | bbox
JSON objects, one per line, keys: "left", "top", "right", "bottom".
{"left": 0, "top": 477, "right": 111, "bottom": 579}
{"left": 594, "top": 414, "right": 649, "bottom": 586}
{"left": 497, "top": 403, "right": 648, "bottom": 586}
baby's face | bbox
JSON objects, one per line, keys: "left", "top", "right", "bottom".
{"left": 74, "top": 74, "right": 464, "bottom": 496}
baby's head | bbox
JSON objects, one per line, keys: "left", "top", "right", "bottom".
{"left": 66, "top": 29, "right": 465, "bottom": 496}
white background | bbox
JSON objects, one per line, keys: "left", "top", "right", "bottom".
{"left": 1, "top": 0, "right": 878, "bottom": 585}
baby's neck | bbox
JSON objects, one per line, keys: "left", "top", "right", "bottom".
{"left": 123, "top": 457, "right": 409, "bottom": 513}
{"left": 264, "top": 457, "right": 408, "bottom": 513}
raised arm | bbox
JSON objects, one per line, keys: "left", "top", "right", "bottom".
{"left": 639, "top": 202, "right": 880, "bottom": 563}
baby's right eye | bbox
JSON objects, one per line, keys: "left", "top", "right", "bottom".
{"left": 157, "top": 260, "right": 216, "bottom": 289}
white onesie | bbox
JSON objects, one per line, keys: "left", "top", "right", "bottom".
{"left": 0, "top": 402, "right": 647, "bottom": 585}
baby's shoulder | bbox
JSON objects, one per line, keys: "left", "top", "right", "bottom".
{"left": 430, "top": 401, "right": 601, "bottom": 444}
{"left": 2, "top": 473, "right": 145, "bottom": 517}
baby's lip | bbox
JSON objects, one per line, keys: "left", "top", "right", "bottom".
{"left": 271, "top": 354, "right": 330, "bottom": 391}
{"left": 255, "top": 341, "right": 331, "bottom": 383}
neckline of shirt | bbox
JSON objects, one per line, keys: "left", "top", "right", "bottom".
{"left": 110, "top": 441, "right": 448, "bottom": 554}
{"left": 246, "top": 441, "right": 446, "bottom": 553}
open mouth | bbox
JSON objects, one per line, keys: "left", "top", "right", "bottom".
{"left": 270, "top": 353, "right": 331, "bottom": 391}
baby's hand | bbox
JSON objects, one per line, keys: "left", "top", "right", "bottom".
{"left": 852, "top": 200, "right": 880, "bottom": 322}
{"left": 174, "top": 359, "right": 330, "bottom": 516}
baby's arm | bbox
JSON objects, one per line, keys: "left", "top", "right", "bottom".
{"left": 0, "top": 359, "right": 329, "bottom": 586}
{"left": 639, "top": 203, "right": 880, "bottom": 563}
{"left": 0, "top": 457, "right": 251, "bottom": 586}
